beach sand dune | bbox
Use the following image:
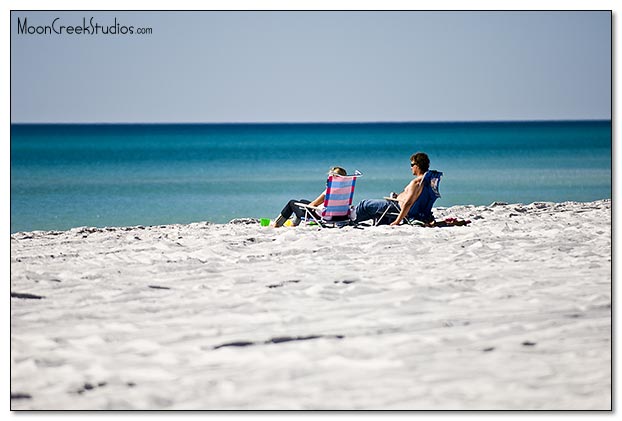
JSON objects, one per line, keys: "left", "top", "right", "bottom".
{"left": 10, "top": 200, "right": 611, "bottom": 410}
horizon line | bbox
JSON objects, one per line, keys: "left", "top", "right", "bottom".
{"left": 10, "top": 118, "right": 611, "bottom": 125}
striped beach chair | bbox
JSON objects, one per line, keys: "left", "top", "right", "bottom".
{"left": 296, "top": 171, "right": 361, "bottom": 228}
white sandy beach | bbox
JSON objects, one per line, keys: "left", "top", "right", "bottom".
{"left": 10, "top": 200, "right": 611, "bottom": 410}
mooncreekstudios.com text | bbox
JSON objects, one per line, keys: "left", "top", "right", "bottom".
{"left": 16, "top": 17, "right": 153, "bottom": 36}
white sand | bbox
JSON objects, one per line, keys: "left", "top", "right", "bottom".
{"left": 10, "top": 200, "right": 611, "bottom": 410}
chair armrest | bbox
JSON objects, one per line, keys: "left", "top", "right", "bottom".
{"left": 294, "top": 202, "right": 322, "bottom": 211}
{"left": 383, "top": 197, "right": 399, "bottom": 202}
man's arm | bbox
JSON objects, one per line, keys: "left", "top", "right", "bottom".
{"left": 390, "top": 179, "right": 424, "bottom": 226}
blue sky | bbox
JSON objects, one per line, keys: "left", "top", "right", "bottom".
{"left": 10, "top": 11, "right": 611, "bottom": 123}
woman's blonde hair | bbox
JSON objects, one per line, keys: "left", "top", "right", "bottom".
{"left": 328, "top": 166, "right": 347, "bottom": 176}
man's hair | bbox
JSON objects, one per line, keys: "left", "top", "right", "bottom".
{"left": 410, "top": 152, "right": 430, "bottom": 173}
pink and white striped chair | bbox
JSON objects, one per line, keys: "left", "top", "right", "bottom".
{"left": 296, "top": 171, "right": 361, "bottom": 228}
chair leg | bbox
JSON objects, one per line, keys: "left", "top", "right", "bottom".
{"left": 375, "top": 202, "right": 399, "bottom": 226}
{"left": 304, "top": 208, "right": 322, "bottom": 227}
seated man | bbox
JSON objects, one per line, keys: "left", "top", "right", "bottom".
{"left": 351, "top": 152, "right": 441, "bottom": 226}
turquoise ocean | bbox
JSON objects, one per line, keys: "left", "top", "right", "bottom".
{"left": 11, "top": 121, "right": 611, "bottom": 233}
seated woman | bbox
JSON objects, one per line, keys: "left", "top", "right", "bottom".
{"left": 273, "top": 166, "right": 347, "bottom": 227}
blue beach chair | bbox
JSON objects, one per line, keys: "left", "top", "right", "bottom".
{"left": 375, "top": 170, "right": 443, "bottom": 226}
